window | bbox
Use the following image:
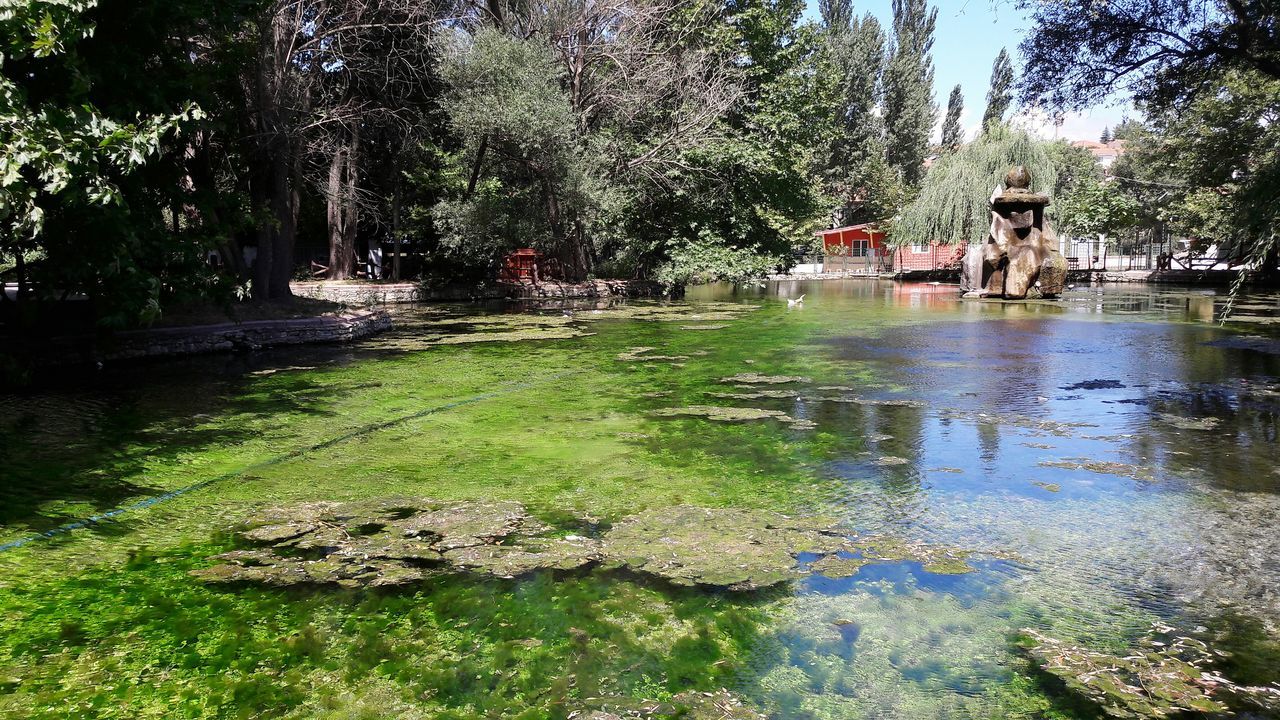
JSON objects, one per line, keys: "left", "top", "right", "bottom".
{"left": 910, "top": 244, "right": 929, "bottom": 254}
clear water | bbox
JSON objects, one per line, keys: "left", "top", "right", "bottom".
{"left": 1, "top": 280, "right": 1278, "bottom": 719}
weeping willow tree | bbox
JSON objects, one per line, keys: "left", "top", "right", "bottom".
{"left": 891, "top": 124, "right": 1056, "bottom": 246}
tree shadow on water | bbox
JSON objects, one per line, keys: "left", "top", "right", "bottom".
{"left": 0, "top": 370, "right": 360, "bottom": 540}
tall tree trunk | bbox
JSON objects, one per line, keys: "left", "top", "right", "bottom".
{"left": 251, "top": 161, "right": 275, "bottom": 302}
{"left": 326, "top": 146, "right": 350, "bottom": 279}
{"left": 326, "top": 126, "right": 361, "bottom": 280}
{"left": 270, "top": 153, "right": 299, "bottom": 298}
{"left": 391, "top": 167, "right": 403, "bottom": 281}
{"left": 250, "top": 0, "right": 302, "bottom": 302}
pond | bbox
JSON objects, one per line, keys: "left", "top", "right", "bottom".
{"left": 2, "top": 280, "right": 1279, "bottom": 719}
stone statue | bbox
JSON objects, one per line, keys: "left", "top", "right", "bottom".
{"left": 960, "top": 166, "right": 1067, "bottom": 299}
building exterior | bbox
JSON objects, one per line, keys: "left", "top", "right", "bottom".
{"left": 813, "top": 224, "right": 969, "bottom": 275}
{"left": 1071, "top": 139, "right": 1126, "bottom": 169}
{"left": 888, "top": 241, "right": 968, "bottom": 273}
{"left": 814, "top": 224, "right": 887, "bottom": 273}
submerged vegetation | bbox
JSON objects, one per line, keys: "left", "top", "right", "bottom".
{"left": 4, "top": 284, "right": 1280, "bottom": 718}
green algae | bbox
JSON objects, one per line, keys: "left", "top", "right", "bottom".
{"left": 1032, "top": 481, "right": 1062, "bottom": 493}
{"left": 617, "top": 347, "right": 690, "bottom": 362}
{"left": 939, "top": 409, "right": 1099, "bottom": 437}
{"left": 1022, "top": 625, "right": 1280, "bottom": 718}
{"left": 1038, "top": 458, "right": 1155, "bottom": 482}
{"left": 426, "top": 326, "right": 594, "bottom": 345}
{"left": 822, "top": 395, "right": 926, "bottom": 408}
{"left": 192, "top": 498, "right": 603, "bottom": 587}
{"left": 705, "top": 390, "right": 801, "bottom": 400}
{"left": 1155, "top": 412, "right": 1222, "bottom": 430}
{"left": 650, "top": 405, "right": 817, "bottom": 431}
{"left": 873, "top": 456, "right": 911, "bottom": 466}
{"left": 650, "top": 405, "right": 791, "bottom": 423}
{"left": 579, "top": 689, "right": 766, "bottom": 719}
{"left": 719, "top": 373, "right": 811, "bottom": 385}
{"left": 599, "top": 506, "right": 849, "bottom": 591}
{"left": 807, "top": 554, "right": 868, "bottom": 578}
{"left": 5, "top": 283, "right": 1280, "bottom": 719}
{"left": 195, "top": 501, "right": 990, "bottom": 592}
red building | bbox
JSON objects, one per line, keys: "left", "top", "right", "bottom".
{"left": 888, "top": 241, "right": 968, "bottom": 273}
{"left": 814, "top": 224, "right": 887, "bottom": 272}
{"left": 814, "top": 224, "right": 966, "bottom": 274}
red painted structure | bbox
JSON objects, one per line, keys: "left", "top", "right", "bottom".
{"left": 816, "top": 224, "right": 885, "bottom": 258}
{"left": 499, "top": 248, "right": 542, "bottom": 282}
{"left": 814, "top": 223, "right": 967, "bottom": 275}
{"left": 888, "top": 241, "right": 967, "bottom": 272}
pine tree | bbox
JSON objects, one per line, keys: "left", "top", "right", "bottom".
{"left": 883, "top": 0, "right": 938, "bottom": 187}
{"left": 982, "top": 47, "right": 1014, "bottom": 129}
{"left": 941, "top": 84, "right": 964, "bottom": 151}
{"left": 1100, "top": 125, "right": 1112, "bottom": 143}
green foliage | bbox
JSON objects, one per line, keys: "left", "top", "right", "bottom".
{"left": 891, "top": 124, "right": 1055, "bottom": 246}
{"left": 982, "top": 48, "right": 1014, "bottom": 130}
{"left": 1, "top": 0, "right": 247, "bottom": 329}
{"left": 438, "top": 30, "right": 575, "bottom": 159}
{"left": 1112, "top": 68, "right": 1279, "bottom": 271}
{"left": 822, "top": 13, "right": 886, "bottom": 177}
{"left": 655, "top": 233, "right": 784, "bottom": 285}
{"left": 882, "top": 0, "right": 937, "bottom": 188}
{"left": 430, "top": 30, "right": 587, "bottom": 273}
{"left": 940, "top": 84, "right": 964, "bottom": 151}
{"left": 1054, "top": 177, "right": 1139, "bottom": 239}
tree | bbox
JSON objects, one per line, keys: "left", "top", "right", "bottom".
{"left": 821, "top": 10, "right": 890, "bottom": 227}
{"left": 1111, "top": 117, "right": 1144, "bottom": 141}
{"left": 1017, "top": 0, "right": 1280, "bottom": 111}
{"left": 882, "top": 0, "right": 937, "bottom": 187}
{"left": 430, "top": 2, "right": 747, "bottom": 282}
{"left": 981, "top": 47, "right": 1014, "bottom": 130}
{"left": 1100, "top": 126, "right": 1112, "bottom": 144}
{"left": 818, "top": 0, "right": 852, "bottom": 31}
{"left": 1020, "top": 0, "right": 1280, "bottom": 285}
{"left": 1116, "top": 68, "right": 1280, "bottom": 278}
{"left": 892, "top": 123, "right": 1056, "bottom": 246}
{"left": 239, "top": 0, "right": 440, "bottom": 294}
{"left": 1055, "top": 176, "right": 1139, "bottom": 240}
{"left": 941, "top": 84, "right": 964, "bottom": 151}
{"left": 1, "top": 0, "right": 228, "bottom": 329}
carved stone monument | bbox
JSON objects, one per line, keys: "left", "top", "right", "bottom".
{"left": 960, "top": 166, "right": 1067, "bottom": 299}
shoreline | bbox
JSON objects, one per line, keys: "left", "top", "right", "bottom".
{"left": 770, "top": 267, "right": 1256, "bottom": 286}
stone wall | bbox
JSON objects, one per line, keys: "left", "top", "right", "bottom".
{"left": 36, "top": 309, "right": 391, "bottom": 366}
{"left": 501, "top": 279, "right": 672, "bottom": 300}
{"left": 292, "top": 281, "right": 430, "bottom": 304}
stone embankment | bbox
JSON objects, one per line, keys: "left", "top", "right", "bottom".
{"left": 34, "top": 309, "right": 390, "bottom": 366}
{"left": 292, "top": 279, "right": 672, "bottom": 304}
{"left": 501, "top": 279, "right": 670, "bottom": 300}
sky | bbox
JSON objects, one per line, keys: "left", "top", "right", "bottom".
{"left": 800, "top": 0, "right": 1135, "bottom": 143}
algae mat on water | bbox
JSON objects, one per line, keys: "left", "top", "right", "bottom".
{"left": 5, "top": 285, "right": 1280, "bottom": 719}
{"left": 192, "top": 500, "right": 987, "bottom": 591}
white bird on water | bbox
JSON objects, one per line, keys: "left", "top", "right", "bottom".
{"left": 787, "top": 294, "right": 805, "bottom": 308}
